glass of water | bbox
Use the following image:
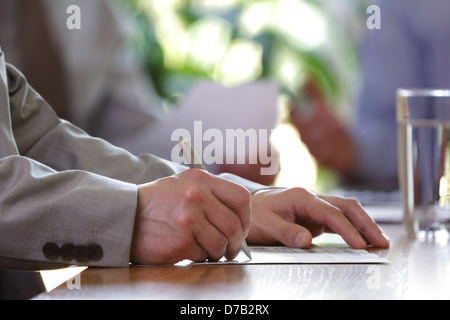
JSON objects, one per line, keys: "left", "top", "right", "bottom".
{"left": 397, "top": 88, "right": 450, "bottom": 240}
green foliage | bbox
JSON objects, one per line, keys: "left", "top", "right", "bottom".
{"left": 116, "top": 0, "right": 354, "bottom": 106}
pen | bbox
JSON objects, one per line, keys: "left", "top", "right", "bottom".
{"left": 178, "top": 139, "right": 252, "bottom": 260}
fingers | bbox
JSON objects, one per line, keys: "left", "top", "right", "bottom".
{"left": 132, "top": 169, "right": 252, "bottom": 265}
{"left": 289, "top": 189, "right": 369, "bottom": 249}
{"left": 264, "top": 212, "right": 314, "bottom": 248}
{"left": 293, "top": 189, "right": 390, "bottom": 248}
{"left": 207, "top": 174, "right": 251, "bottom": 237}
{"left": 318, "top": 195, "right": 390, "bottom": 248}
{"left": 176, "top": 210, "right": 228, "bottom": 262}
{"left": 178, "top": 169, "right": 251, "bottom": 260}
{"left": 189, "top": 194, "right": 247, "bottom": 261}
{"left": 151, "top": 204, "right": 241, "bottom": 263}
{"left": 252, "top": 188, "right": 390, "bottom": 250}
{"left": 203, "top": 204, "right": 246, "bottom": 260}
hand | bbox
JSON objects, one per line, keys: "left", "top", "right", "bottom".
{"left": 247, "top": 188, "right": 390, "bottom": 249}
{"left": 131, "top": 169, "right": 251, "bottom": 264}
{"left": 290, "top": 97, "right": 356, "bottom": 175}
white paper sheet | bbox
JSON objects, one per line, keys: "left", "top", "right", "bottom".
{"left": 126, "top": 80, "right": 280, "bottom": 172}
{"left": 175, "top": 246, "right": 389, "bottom": 266}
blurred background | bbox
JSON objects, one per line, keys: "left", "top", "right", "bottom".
{"left": 115, "top": 0, "right": 371, "bottom": 191}
{"left": 0, "top": 0, "right": 378, "bottom": 191}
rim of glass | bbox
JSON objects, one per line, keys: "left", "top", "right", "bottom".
{"left": 397, "top": 88, "right": 450, "bottom": 97}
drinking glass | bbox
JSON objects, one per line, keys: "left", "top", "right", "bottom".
{"left": 397, "top": 88, "right": 450, "bottom": 240}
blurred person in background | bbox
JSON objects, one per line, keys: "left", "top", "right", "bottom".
{"left": 291, "top": 0, "right": 450, "bottom": 190}
{"left": 0, "top": 0, "right": 279, "bottom": 185}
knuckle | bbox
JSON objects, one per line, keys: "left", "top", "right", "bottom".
{"left": 346, "top": 198, "right": 363, "bottom": 209}
{"left": 343, "top": 198, "right": 369, "bottom": 218}
{"left": 180, "top": 186, "right": 204, "bottom": 204}
{"left": 183, "top": 168, "right": 210, "bottom": 181}
{"left": 290, "top": 187, "right": 314, "bottom": 198}
{"left": 236, "top": 188, "right": 251, "bottom": 207}
{"left": 227, "top": 215, "right": 242, "bottom": 237}
{"left": 213, "top": 234, "right": 228, "bottom": 253}
{"left": 174, "top": 210, "right": 196, "bottom": 228}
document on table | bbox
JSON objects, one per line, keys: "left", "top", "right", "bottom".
{"left": 175, "top": 246, "right": 389, "bottom": 266}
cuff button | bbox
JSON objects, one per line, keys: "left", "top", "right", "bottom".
{"left": 88, "top": 244, "right": 103, "bottom": 261}
{"left": 42, "top": 242, "right": 59, "bottom": 260}
{"left": 60, "top": 243, "right": 75, "bottom": 261}
{"left": 73, "top": 245, "right": 89, "bottom": 262}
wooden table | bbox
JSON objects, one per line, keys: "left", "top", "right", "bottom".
{"left": 34, "top": 224, "right": 450, "bottom": 300}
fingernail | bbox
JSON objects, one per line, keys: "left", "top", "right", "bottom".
{"left": 382, "top": 232, "right": 390, "bottom": 245}
{"left": 295, "top": 232, "right": 312, "bottom": 248}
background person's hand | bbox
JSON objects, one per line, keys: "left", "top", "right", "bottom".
{"left": 247, "top": 188, "right": 390, "bottom": 249}
{"left": 131, "top": 169, "right": 251, "bottom": 265}
{"left": 290, "top": 79, "right": 356, "bottom": 175}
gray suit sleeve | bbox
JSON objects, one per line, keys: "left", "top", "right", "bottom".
{"left": 0, "top": 155, "right": 138, "bottom": 269}
{"left": 0, "top": 62, "right": 144, "bottom": 269}
{"left": 0, "top": 60, "right": 268, "bottom": 269}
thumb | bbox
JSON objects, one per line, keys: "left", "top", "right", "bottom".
{"left": 270, "top": 216, "right": 313, "bottom": 248}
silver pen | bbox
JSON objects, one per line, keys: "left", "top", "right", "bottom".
{"left": 178, "top": 139, "right": 252, "bottom": 260}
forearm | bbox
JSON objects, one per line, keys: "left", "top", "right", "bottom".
{"left": 0, "top": 155, "right": 138, "bottom": 269}
{"left": 7, "top": 63, "right": 187, "bottom": 185}
{"left": 4, "top": 63, "right": 271, "bottom": 270}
